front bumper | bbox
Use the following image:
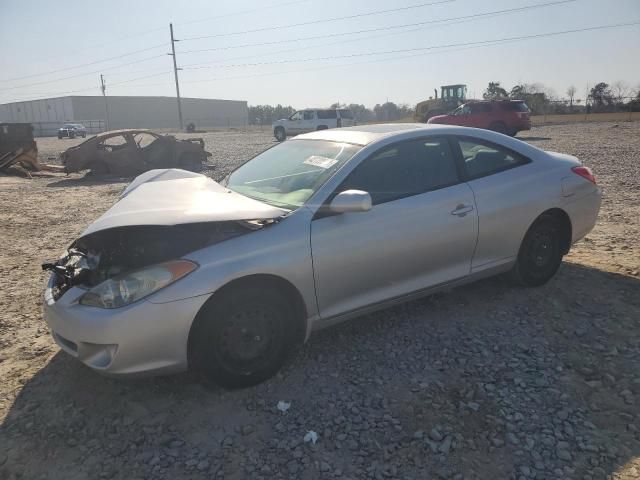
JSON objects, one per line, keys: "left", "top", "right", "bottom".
{"left": 43, "top": 274, "right": 209, "bottom": 376}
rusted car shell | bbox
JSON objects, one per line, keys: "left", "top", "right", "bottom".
{"left": 61, "top": 129, "right": 211, "bottom": 176}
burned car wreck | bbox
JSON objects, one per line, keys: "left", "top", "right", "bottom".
{"left": 60, "top": 129, "right": 212, "bottom": 176}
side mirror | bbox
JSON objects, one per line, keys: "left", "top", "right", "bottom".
{"left": 329, "top": 190, "right": 372, "bottom": 214}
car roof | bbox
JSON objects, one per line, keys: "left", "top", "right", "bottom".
{"left": 93, "top": 129, "right": 154, "bottom": 139}
{"left": 293, "top": 123, "right": 441, "bottom": 145}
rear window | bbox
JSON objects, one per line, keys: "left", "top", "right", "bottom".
{"left": 338, "top": 109, "right": 354, "bottom": 119}
{"left": 469, "top": 104, "right": 492, "bottom": 113}
{"left": 502, "top": 102, "right": 530, "bottom": 112}
{"left": 317, "top": 110, "right": 337, "bottom": 119}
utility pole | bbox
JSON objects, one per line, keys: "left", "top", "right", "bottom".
{"left": 169, "top": 23, "right": 184, "bottom": 131}
{"left": 100, "top": 74, "right": 109, "bottom": 131}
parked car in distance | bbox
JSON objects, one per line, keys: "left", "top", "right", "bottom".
{"left": 58, "top": 123, "right": 87, "bottom": 139}
{"left": 272, "top": 108, "right": 355, "bottom": 142}
{"left": 43, "top": 124, "right": 600, "bottom": 388}
{"left": 428, "top": 100, "right": 531, "bottom": 136}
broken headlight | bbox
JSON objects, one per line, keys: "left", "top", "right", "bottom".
{"left": 79, "top": 260, "right": 197, "bottom": 309}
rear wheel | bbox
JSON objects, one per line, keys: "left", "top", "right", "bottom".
{"left": 274, "top": 127, "right": 286, "bottom": 142}
{"left": 489, "top": 122, "right": 507, "bottom": 135}
{"left": 189, "top": 285, "right": 296, "bottom": 388}
{"left": 510, "top": 215, "right": 563, "bottom": 286}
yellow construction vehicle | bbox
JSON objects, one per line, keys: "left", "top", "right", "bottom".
{"left": 413, "top": 84, "right": 467, "bottom": 122}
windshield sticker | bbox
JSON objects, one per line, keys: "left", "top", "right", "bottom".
{"left": 303, "top": 155, "right": 339, "bottom": 169}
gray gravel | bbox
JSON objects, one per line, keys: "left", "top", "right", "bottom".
{"left": 0, "top": 122, "right": 639, "bottom": 480}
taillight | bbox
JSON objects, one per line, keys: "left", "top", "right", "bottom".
{"left": 572, "top": 166, "right": 596, "bottom": 184}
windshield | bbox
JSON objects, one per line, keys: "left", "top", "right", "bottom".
{"left": 225, "top": 139, "right": 361, "bottom": 209}
{"left": 63, "top": 124, "right": 74, "bottom": 128}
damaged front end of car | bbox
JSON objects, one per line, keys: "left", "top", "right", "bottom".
{"left": 42, "top": 220, "right": 271, "bottom": 303}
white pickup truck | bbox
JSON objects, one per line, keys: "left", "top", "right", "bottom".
{"left": 272, "top": 108, "right": 355, "bottom": 141}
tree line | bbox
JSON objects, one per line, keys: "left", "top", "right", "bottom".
{"left": 248, "top": 80, "right": 639, "bottom": 124}
{"left": 248, "top": 102, "right": 413, "bottom": 125}
{"left": 483, "top": 81, "right": 640, "bottom": 114}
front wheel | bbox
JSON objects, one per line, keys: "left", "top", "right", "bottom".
{"left": 189, "top": 285, "right": 296, "bottom": 388}
{"left": 274, "top": 127, "right": 286, "bottom": 142}
{"left": 510, "top": 215, "right": 563, "bottom": 287}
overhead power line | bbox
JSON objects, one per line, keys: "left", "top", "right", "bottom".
{"left": 178, "top": 0, "right": 310, "bottom": 26}
{"left": 179, "top": 21, "right": 640, "bottom": 71}
{"left": 179, "top": 0, "right": 576, "bottom": 56}
{"left": 0, "top": 71, "right": 172, "bottom": 104}
{"left": 179, "top": 38, "right": 527, "bottom": 86}
{"left": 0, "top": 43, "right": 168, "bottom": 84}
{"left": 1, "top": 55, "right": 167, "bottom": 92}
{"left": 181, "top": 0, "right": 455, "bottom": 41}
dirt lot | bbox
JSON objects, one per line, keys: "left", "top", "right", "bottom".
{"left": 0, "top": 122, "right": 638, "bottom": 480}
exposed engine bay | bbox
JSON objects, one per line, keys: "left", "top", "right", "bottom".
{"left": 42, "top": 221, "right": 268, "bottom": 301}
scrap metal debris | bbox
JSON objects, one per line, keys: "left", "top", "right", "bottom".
{"left": 0, "top": 123, "right": 64, "bottom": 178}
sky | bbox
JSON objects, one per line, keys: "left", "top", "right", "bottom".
{"left": 1, "top": 0, "right": 639, "bottom": 109}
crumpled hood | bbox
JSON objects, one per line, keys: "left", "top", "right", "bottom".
{"left": 81, "top": 169, "right": 288, "bottom": 236}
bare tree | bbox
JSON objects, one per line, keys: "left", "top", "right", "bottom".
{"left": 612, "top": 80, "right": 630, "bottom": 104}
{"left": 566, "top": 85, "right": 577, "bottom": 108}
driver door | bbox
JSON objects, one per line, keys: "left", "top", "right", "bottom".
{"left": 310, "top": 137, "right": 478, "bottom": 319}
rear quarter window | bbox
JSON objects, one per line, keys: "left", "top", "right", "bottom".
{"left": 502, "top": 102, "right": 530, "bottom": 112}
{"left": 456, "top": 137, "right": 530, "bottom": 180}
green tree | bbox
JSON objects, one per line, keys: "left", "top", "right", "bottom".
{"left": 483, "top": 82, "right": 508, "bottom": 99}
{"left": 589, "top": 83, "right": 614, "bottom": 110}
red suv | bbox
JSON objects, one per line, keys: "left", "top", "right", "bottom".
{"left": 427, "top": 100, "right": 531, "bottom": 136}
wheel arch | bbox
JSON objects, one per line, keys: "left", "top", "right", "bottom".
{"left": 530, "top": 208, "right": 573, "bottom": 255}
{"left": 187, "top": 273, "right": 309, "bottom": 366}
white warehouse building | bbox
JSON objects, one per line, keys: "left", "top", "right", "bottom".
{"left": 0, "top": 96, "right": 248, "bottom": 136}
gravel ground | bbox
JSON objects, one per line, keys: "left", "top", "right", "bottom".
{"left": 0, "top": 122, "right": 638, "bottom": 480}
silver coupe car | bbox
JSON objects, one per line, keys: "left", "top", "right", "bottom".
{"left": 43, "top": 124, "right": 601, "bottom": 387}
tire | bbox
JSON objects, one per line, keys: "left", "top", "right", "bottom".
{"left": 488, "top": 122, "right": 507, "bottom": 135}
{"left": 509, "top": 215, "right": 564, "bottom": 287}
{"left": 274, "top": 127, "right": 286, "bottom": 142}
{"left": 58, "top": 135, "right": 63, "bottom": 140}
{"left": 82, "top": 133, "right": 87, "bottom": 138}
{"left": 189, "top": 285, "right": 296, "bottom": 388}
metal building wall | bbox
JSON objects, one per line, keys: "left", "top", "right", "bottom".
{"left": 0, "top": 95, "right": 248, "bottom": 134}
{"left": 0, "top": 97, "right": 74, "bottom": 124}
{"left": 71, "top": 96, "right": 248, "bottom": 130}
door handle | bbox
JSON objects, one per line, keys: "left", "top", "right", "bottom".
{"left": 451, "top": 204, "right": 474, "bottom": 217}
